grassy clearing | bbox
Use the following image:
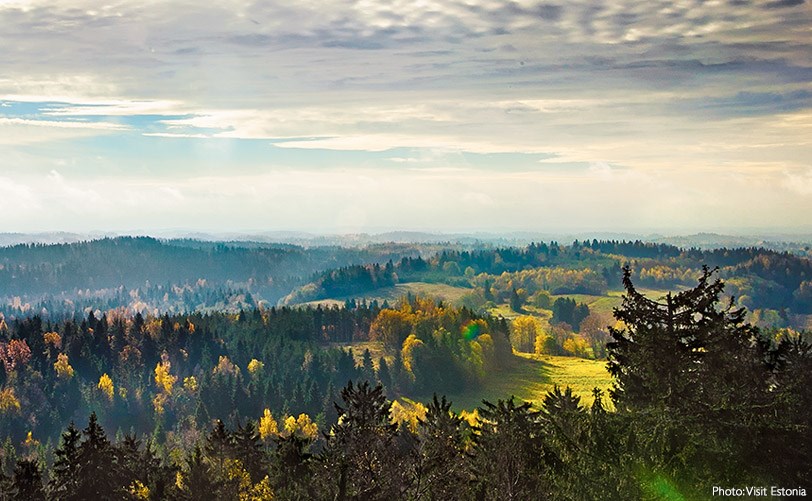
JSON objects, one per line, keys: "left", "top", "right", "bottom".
{"left": 331, "top": 341, "right": 390, "bottom": 368}
{"left": 484, "top": 287, "right": 676, "bottom": 322}
{"left": 301, "top": 282, "right": 472, "bottom": 308}
{"left": 408, "top": 353, "right": 613, "bottom": 412}
{"left": 334, "top": 340, "right": 613, "bottom": 412}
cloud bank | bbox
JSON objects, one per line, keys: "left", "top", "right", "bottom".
{"left": 0, "top": 0, "right": 810, "bottom": 233}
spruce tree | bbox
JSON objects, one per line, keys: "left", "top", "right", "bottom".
{"left": 49, "top": 422, "right": 81, "bottom": 499}
{"left": 10, "top": 459, "right": 45, "bottom": 501}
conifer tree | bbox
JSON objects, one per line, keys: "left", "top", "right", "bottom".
{"left": 232, "top": 420, "right": 265, "bottom": 483}
{"left": 49, "top": 422, "right": 81, "bottom": 499}
{"left": 74, "top": 412, "right": 119, "bottom": 499}
{"left": 318, "top": 381, "right": 405, "bottom": 500}
{"left": 411, "top": 395, "right": 469, "bottom": 500}
{"left": 607, "top": 265, "right": 770, "bottom": 413}
{"left": 10, "top": 459, "right": 45, "bottom": 501}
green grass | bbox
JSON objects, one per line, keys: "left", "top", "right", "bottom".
{"left": 331, "top": 341, "right": 390, "bottom": 367}
{"left": 301, "top": 282, "right": 472, "bottom": 308}
{"left": 408, "top": 353, "right": 613, "bottom": 412}
{"left": 334, "top": 340, "right": 614, "bottom": 412}
{"left": 485, "top": 287, "right": 678, "bottom": 322}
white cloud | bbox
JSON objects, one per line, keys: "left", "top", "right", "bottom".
{"left": 0, "top": 117, "right": 127, "bottom": 130}
{"left": 783, "top": 168, "right": 812, "bottom": 196}
{"left": 0, "top": 0, "right": 809, "bottom": 232}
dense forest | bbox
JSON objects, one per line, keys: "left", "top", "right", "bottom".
{"left": 0, "top": 238, "right": 809, "bottom": 498}
{"left": 285, "top": 240, "right": 812, "bottom": 326}
{"left": 0, "top": 297, "right": 511, "bottom": 447}
{"left": 0, "top": 268, "right": 807, "bottom": 499}
{"left": 0, "top": 237, "right": 435, "bottom": 320}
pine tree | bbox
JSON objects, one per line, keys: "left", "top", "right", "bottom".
{"left": 74, "top": 412, "right": 119, "bottom": 500}
{"left": 472, "top": 398, "right": 554, "bottom": 500}
{"left": 317, "top": 381, "right": 406, "bottom": 500}
{"left": 10, "top": 459, "right": 45, "bottom": 501}
{"left": 376, "top": 357, "right": 392, "bottom": 394}
{"left": 177, "top": 446, "right": 222, "bottom": 501}
{"left": 360, "top": 349, "right": 375, "bottom": 384}
{"left": 232, "top": 420, "right": 266, "bottom": 483}
{"left": 49, "top": 422, "right": 81, "bottom": 499}
{"left": 411, "top": 395, "right": 469, "bottom": 500}
{"left": 607, "top": 265, "right": 770, "bottom": 413}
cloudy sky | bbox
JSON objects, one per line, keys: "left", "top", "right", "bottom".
{"left": 1, "top": 0, "right": 810, "bottom": 235}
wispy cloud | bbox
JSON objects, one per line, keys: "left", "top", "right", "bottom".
{"left": 0, "top": 0, "right": 809, "bottom": 232}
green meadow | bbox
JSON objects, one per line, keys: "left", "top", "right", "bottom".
{"left": 409, "top": 353, "right": 613, "bottom": 412}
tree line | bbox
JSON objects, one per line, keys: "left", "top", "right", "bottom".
{"left": 0, "top": 268, "right": 808, "bottom": 499}
{"left": 0, "top": 298, "right": 510, "bottom": 447}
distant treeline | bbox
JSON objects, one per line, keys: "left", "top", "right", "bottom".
{"left": 285, "top": 240, "right": 812, "bottom": 318}
{"left": 0, "top": 237, "right": 426, "bottom": 318}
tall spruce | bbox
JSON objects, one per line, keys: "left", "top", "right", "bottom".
{"left": 607, "top": 265, "right": 770, "bottom": 413}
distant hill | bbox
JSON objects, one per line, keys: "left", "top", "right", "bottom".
{"left": 0, "top": 236, "right": 425, "bottom": 318}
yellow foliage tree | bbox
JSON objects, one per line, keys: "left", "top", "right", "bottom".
{"left": 54, "top": 353, "right": 75, "bottom": 380}
{"left": 98, "top": 373, "right": 114, "bottom": 402}
{"left": 213, "top": 356, "right": 240, "bottom": 378}
{"left": 43, "top": 331, "right": 62, "bottom": 349}
{"left": 282, "top": 413, "right": 318, "bottom": 440}
{"left": 247, "top": 359, "right": 264, "bottom": 376}
{"left": 245, "top": 476, "right": 274, "bottom": 501}
{"left": 477, "top": 333, "right": 495, "bottom": 370}
{"left": 401, "top": 334, "right": 425, "bottom": 377}
{"left": 24, "top": 431, "right": 39, "bottom": 449}
{"left": 258, "top": 409, "right": 279, "bottom": 441}
{"left": 390, "top": 399, "right": 427, "bottom": 432}
{"left": 510, "top": 316, "right": 542, "bottom": 353}
{"left": 152, "top": 393, "right": 168, "bottom": 416}
{"left": 0, "top": 388, "right": 20, "bottom": 413}
{"left": 154, "top": 356, "right": 177, "bottom": 395}
{"left": 224, "top": 458, "right": 252, "bottom": 500}
{"left": 562, "top": 336, "right": 590, "bottom": 357}
{"left": 370, "top": 309, "right": 414, "bottom": 350}
{"left": 469, "top": 340, "right": 486, "bottom": 379}
{"left": 459, "top": 409, "right": 480, "bottom": 427}
{"left": 534, "top": 329, "right": 549, "bottom": 355}
{"left": 183, "top": 376, "right": 198, "bottom": 393}
{"left": 128, "top": 480, "right": 150, "bottom": 500}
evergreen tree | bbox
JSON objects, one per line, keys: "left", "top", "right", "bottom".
{"left": 411, "top": 395, "right": 469, "bottom": 500}
{"left": 232, "top": 420, "right": 266, "bottom": 483}
{"left": 270, "top": 434, "right": 315, "bottom": 500}
{"left": 376, "top": 357, "right": 392, "bottom": 394}
{"left": 360, "top": 349, "right": 375, "bottom": 384}
{"left": 49, "top": 422, "right": 81, "bottom": 499}
{"left": 177, "top": 446, "right": 223, "bottom": 501}
{"left": 472, "top": 398, "right": 555, "bottom": 500}
{"left": 509, "top": 288, "right": 522, "bottom": 312}
{"left": 10, "top": 459, "right": 45, "bottom": 501}
{"left": 607, "top": 265, "right": 771, "bottom": 413}
{"left": 317, "top": 382, "right": 406, "bottom": 500}
{"left": 74, "top": 412, "right": 119, "bottom": 500}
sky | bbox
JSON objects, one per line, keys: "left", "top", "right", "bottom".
{"left": 0, "top": 0, "right": 810, "bottom": 235}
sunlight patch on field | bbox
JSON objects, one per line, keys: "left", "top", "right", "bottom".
{"left": 409, "top": 353, "right": 613, "bottom": 412}
{"left": 331, "top": 341, "right": 390, "bottom": 368}
{"left": 300, "top": 281, "right": 472, "bottom": 308}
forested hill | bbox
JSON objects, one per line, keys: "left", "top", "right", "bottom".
{"left": 284, "top": 240, "right": 812, "bottom": 318}
{"left": 0, "top": 237, "right": 425, "bottom": 318}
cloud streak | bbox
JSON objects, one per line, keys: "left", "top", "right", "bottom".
{"left": 0, "top": 0, "right": 810, "bottom": 232}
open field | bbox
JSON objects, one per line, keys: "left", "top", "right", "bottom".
{"left": 334, "top": 339, "right": 614, "bottom": 411}
{"left": 331, "top": 341, "right": 390, "bottom": 367}
{"left": 300, "top": 281, "right": 472, "bottom": 308}
{"left": 408, "top": 353, "right": 613, "bottom": 411}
